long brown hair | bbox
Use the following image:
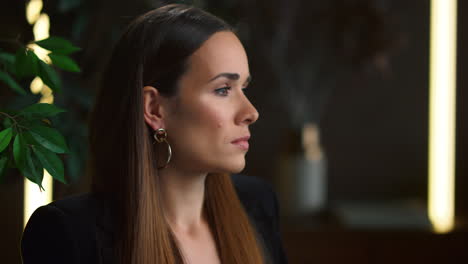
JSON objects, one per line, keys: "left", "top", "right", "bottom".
{"left": 88, "top": 4, "right": 265, "bottom": 264}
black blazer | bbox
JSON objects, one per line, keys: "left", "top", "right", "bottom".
{"left": 21, "top": 174, "right": 288, "bottom": 264}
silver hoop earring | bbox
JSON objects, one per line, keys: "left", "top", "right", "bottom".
{"left": 153, "top": 128, "right": 172, "bottom": 169}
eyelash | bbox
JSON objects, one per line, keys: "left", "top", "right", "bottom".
{"left": 214, "top": 86, "right": 248, "bottom": 97}
{"left": 215, "top": 86, "right": 231, "bottom": 96}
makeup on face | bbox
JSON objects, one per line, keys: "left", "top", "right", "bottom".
{"left": 163, "top": 31, "right": 258, "bottom": 173}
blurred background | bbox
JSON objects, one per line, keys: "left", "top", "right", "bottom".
{"left": 1, "top": 0, "right": 468, "bottom": 263}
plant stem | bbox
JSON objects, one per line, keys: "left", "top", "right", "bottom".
{"left": 0, "top": 111, "right": 20, "bottom": 131}
{"left": 0, "top": 111, "right": 16, "bottom": 121}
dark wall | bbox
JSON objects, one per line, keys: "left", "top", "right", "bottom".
{"left": 245, "top": 0, "right": 467, "bottom": 220}
{"left": 321, "top": 0, "right": 430, "bottom": 201}
{"left": 456, "top": 0, "right": 468, "bottom": 220}
{"left": 0, "top": 2, "right": 31, "bottom": 263}
{"left": 1, "top": 0, "right": 467, "bottom": 263}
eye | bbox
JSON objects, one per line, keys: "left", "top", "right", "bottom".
{"left": 215, "top": 86, "right": 231, "bottom": 96}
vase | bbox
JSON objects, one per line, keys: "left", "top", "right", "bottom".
{"left": 277, "top": 123, "right": 327, "bottom": 217}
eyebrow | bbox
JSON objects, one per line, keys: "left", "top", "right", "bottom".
{"left": 209, "top": 73, "right": 252, "bottom": 85}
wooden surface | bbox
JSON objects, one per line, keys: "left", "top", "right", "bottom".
{"left": 282, "top": 227, "right": 468, "bottom": 264}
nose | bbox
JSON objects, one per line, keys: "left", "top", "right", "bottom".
{"left": 236, "top": 94, "right": 259, "bottom": 125}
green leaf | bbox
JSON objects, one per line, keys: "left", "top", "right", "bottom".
{"left": 0, "top": 52, "right": 15, "bottom": 73}
{"left": 26, "top": 147, "right": 44, "bottom": 189}
{"left": 23, "top": 132, "right": 53, "bottom": 189}
{"left": 15, "top": 48, "right": 39, "bottom": 78}
{"left": 0, "top": 70, "right": 27, "bottom": 95}
{"left": 0, "top": 153, "right": 8, "bottom": 183}
{"left": 13, "top": 134, "right": 25, "bottom": 168}
{"left": 25, "top": 148, "right": 44, "bottom": 189}
{"left": 0, "top": 152, "right": 7, "bottom": 171}
{"left": 32, "top": 145, "right": 65, "bottom": 184}
{"left": 19, "top": 103, "right": 65, "bottom": 119}
{"left": 35, "top": 37, "right": 81, "bottom": 55}
{"left": 29, "top": 125, "right": 69, "bottom": 153}
{"left": 0, "top": 127, "right": 13, "bottom": 152}
{"left": 49, "top": 54, "right": 80, "bottom": 72}
{"left": 2, "top": 116, "right": 13, "bottom": 128}
{"left": 0, "top": 52, "right": 14, "bottom": 64}
{"left": 17, "top": 116, "right": 51, "bottom": 129}
{"left": 38, "top": 60, "right": 61, "bottom": 93}
{"left": 22, "top": 131, "right": 38, "bottom": 145}
{"left": 14, "top": 134, "right": 44, "bottom": 188}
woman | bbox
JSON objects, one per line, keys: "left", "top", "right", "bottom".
{"left": 21, "top": 4, "right": 287, "bottom": 264}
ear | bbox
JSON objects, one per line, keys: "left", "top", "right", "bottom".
{"left": 143, "top": 86, "right": 167, "bottom": 131}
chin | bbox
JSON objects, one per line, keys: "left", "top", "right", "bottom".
{"left": 212, "top": 159, "right": 245, "bottom": 174}
{"left": 229, "top": 165, "right": 245, "bottom": 174}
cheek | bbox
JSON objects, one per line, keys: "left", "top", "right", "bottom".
{"left": 169, "top": 94, "right": 233, "bottom": 146}
{"left": 200, "top": 106, "right": 227, "bottom": 135}
{"left": 172, "top": 102, "right": 227, "bottom": 140}
{"left": 212, "top": 113, "right": 224, "bottom": 129}
{"left": 193, "top": 104, "right": 232, "bottom": 146}
{"left": 191, "top": 101, "right": 228, "bottom": 129}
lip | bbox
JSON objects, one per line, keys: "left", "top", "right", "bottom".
{"left": 231, "top": 135, "right": 251, "bottom": 143}
{"left": 231, "top": 135, "right": 250, "bottom": 150}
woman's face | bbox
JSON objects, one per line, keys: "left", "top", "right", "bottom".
{"left": 162, "top": 31, "right": 259, "bottom": 174}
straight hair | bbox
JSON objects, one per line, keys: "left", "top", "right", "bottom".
{"left": 88, "top": 4, "right": 265, "bottom": 264}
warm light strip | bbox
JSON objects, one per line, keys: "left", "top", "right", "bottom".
{"left": 428, "top": 0, "right": 457, "bottom": 234}
{"left": 23, "top": 173, "right": 53, "bottom": 225}
{"left": 26, "top": 0, "right": 42, "bottom": 25}
{"left": 30, "top": 13, "right": 51, "bottom": 62}
{"left": 23, "top": 0, "right": 54, "bottom": 228}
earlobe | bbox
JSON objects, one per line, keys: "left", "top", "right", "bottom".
{"left": 143, "top": 86, "right": 165, "bottom": 130}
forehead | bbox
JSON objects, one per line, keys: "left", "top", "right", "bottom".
{"left": 185, "top": 31, "right": 249, "bottom": 83}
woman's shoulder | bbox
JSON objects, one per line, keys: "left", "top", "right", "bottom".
{"left": 231, "top": 173, "right": 276, "bottom": 199}
{"left": 231, "top": 174, "right": 288, "bottom": 264}
{"left": 231, "top": 173, "right": 274, "bottom": 193}
{"left": 23, "top": 175, "right": 279, "bottom": 228}
{"left": 27, "top": 193, "right": 103, "bottom": 229}
{"left": 47, "top": 193, "right": 101, "bottom": 216}
{"left": 231, "top": 174, "right": 279, "bottom": 216}
{"left": 21, "top": 193, "right": 104, "bottom": 264}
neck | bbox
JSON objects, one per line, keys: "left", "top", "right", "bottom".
{"left": 158, "top": 166, "right": 208, "bottom": 235}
